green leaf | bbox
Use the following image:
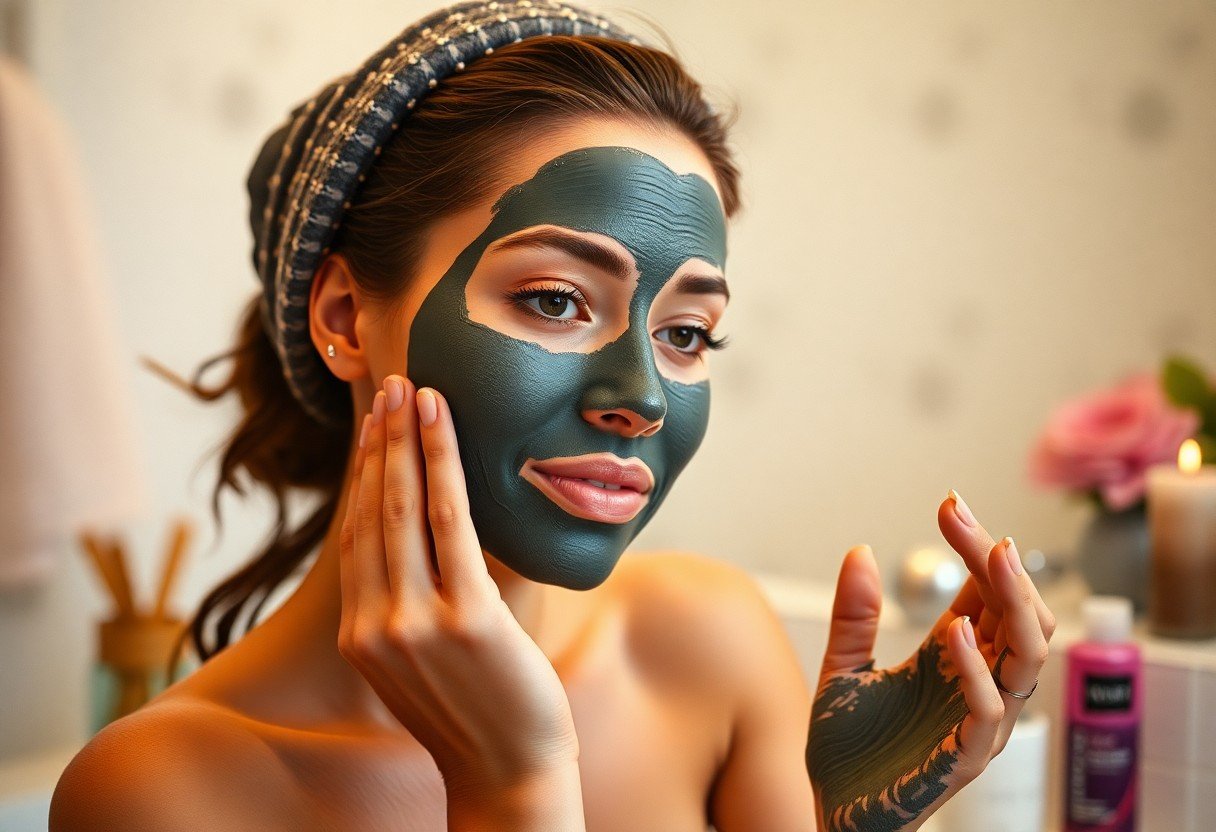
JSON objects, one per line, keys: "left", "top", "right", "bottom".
{"left": 1198, "top": 433, "right": 1216, "bottom": 465}
{"left": 1083, "top": 489, "right": 1110, "bottom": 512}
{"left": 1162, "top": 355, "right": 1213, "bottom": 411}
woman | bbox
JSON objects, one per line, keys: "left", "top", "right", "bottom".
{"left": 51, "top": 2, "right": 1055, "bottom": 830}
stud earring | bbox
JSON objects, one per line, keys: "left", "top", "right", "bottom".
{"left": 326, "top": 344, "right": 336, "bottom": 358}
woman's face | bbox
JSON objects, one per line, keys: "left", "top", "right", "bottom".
{"left": 366, "top": 120, "right": 729, "bottom": 590}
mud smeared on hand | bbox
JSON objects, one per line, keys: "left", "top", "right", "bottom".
{"left": 806, "top": 637, "right": 969, "bottom": 831}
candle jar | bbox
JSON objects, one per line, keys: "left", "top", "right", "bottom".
{"left": 1147, "top": 462, "right": 1216, "bottom": 639}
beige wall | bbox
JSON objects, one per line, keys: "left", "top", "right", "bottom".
{"left": 2, "top": 0, "right": 1213, "bottom": 759}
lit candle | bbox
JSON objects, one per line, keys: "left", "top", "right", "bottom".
{"left": 1147, "top": 439, "right": 1216, "bottom": 639}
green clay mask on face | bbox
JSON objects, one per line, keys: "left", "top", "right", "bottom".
{"left": 406, "top": 146, "right": 727, "bottom": 589}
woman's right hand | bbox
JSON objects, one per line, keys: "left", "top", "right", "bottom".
{"left": 338, "top": 374, "right": 582, "bottom": 822}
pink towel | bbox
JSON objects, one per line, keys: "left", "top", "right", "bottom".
{"left": 0, "top": 56, "right": 148, "bottom": 589}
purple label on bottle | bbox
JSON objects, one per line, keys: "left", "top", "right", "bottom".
{"left": 1065, "top": 722, "right": 1138, "bottom": 832}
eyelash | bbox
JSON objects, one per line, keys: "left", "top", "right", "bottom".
{"left": 502, "top": 284, "right": 730, "bottom": 356}
{"left": 656, "top": 326, "right": 729, "bottom": 358}
{"left": 689, "top": 328, "right": 730, "bottom": 352}
{"left": 503, "top": 283, "right": 589, "bottom": 327}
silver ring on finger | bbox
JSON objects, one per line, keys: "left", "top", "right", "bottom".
{"left": 993, "top": 646, "right": 1038, "bottom": 700}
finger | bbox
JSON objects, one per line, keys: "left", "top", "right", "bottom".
{"left": 988, "top": 537, "right": 1048, "bottom": 698}
{"left": 353, "top": 391, "right": 392, "bottom": 610}
{"left": 338, "top": 413, "right": 373, "bottom": 624}
{"left": 948, "top": 615, "right": 1004, "bottom": 767}
{"left": 415, "top": 387, "right": 495, "bottom": 603}
{"left": 982, "top": 535, "right": 1054, "bottom": 643}
{"left": 1025, "top": 563, "right": 1057, "bottom": 642}
{"left": 938, "top": 491, "right": 1003, "bottom": 635}
{"left": 381, "top": 375, "right": 438, "bottom": 604}
{"left": 939, "top": 490, "right": 1056, "bottom": 641}
{"left": 821, "top": 545, "right": 882, "bottom": 674}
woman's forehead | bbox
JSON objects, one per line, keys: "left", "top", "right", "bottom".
{"left": 498, "top": 118, "right": 725, "bottom": 206}
{"left": 484, "top": 146, "right": 726, "bottom": 268}
{"left": 416, "top": 135, "right": 727, "bottom": 291}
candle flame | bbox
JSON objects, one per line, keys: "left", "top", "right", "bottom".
{"left": 1178, "top": 438, "right": 1203, "bottom": 474}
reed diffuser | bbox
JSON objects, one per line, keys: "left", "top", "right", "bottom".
{"left": 78, "top": 518, "right": 195, "bottom": 731}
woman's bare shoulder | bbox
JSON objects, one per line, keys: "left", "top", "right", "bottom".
{"left": 613, "top": 550, "right": 793, "bottom": 695}
{"left": 50, "top": 694, "right": 301, "bottom": 832}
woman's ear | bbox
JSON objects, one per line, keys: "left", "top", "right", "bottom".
{"left": 309, "top": 253, "right": 369, "bottom": 383}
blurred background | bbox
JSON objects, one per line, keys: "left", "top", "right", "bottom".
{"left": 1, "top": 1, "right": 1214, "bottom": 829}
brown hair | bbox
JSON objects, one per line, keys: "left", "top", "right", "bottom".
{"left": 164, "top": 33, "right": 742, "bottom": 673}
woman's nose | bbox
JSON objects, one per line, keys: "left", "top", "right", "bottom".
{"left": 579, "top": 335, "right": 667, "bottom": 439}
{"left": 582, "top": 401, "right": 665, "bottom": 438}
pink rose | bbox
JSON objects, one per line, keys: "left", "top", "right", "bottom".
{"left": 1028, "top": 373, "right": 1200, "bottom": 511}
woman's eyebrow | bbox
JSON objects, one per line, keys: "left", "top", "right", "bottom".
{"left": 674, "top": 273, "right": 730, "bottom": 302}
{"left": 488, "top": 228, "right": 633, "bottom": 281}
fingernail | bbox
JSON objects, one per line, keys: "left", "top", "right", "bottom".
{"left": 949, "top": 489, "right": 977, "bottom": 528}
{"left": 358, "top": 413, "right": 371, "bottom": 448}
{"left": 416, "top": 388, "right": 438, "bottom": 427}
{"left": 385, "top": 376, "right": 404, "bottom": 412}
{"left": 962, "top": 615, "right": 977, "bottom": 649}
{"left": 372, "top": 390, "right": 386, "bottom": 427}
{"left": 1004, "top": 536, "right": 1023, "bottom": 576}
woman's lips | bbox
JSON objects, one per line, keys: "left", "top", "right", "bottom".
{"left": 520, "top": 454, "right": 653, "bottom": 524}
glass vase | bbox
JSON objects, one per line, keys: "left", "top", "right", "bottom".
{"left": 1075, "top": 503, "right": 1151, "bottom": 613}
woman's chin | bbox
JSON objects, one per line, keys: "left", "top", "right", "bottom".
{"left": 483, "top": 541, "right": 625, "bottom": 591}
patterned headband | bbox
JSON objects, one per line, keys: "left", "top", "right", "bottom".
{"left": 247, "top": 0, "right": 645, "bottom": 429}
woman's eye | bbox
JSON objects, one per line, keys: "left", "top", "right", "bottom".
{"left": 504, "top": 285, "right": 588, "bottom": 322}
{"left": 526, "top": 293, "right": 578, "bottom": 319}
{"left": 657, "top": 325, "right": 703, "bottom": 353}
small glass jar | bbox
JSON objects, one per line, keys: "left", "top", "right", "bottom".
{"left": 90, "top": 616, "right": 196, "bottom": 734}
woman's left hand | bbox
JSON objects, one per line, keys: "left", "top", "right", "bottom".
{"left": 805, "top": 491, "right": 1056, "bottom": 832}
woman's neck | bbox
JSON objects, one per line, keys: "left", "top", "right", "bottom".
{"left": 230, "top": 447, "right": 551, "bottom": 731}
